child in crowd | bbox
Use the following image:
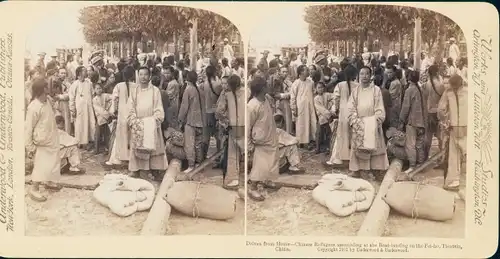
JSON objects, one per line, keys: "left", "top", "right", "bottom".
{"left": 92, "top": 84, "right": 113, "bottom": 154}
{"left": 313, "top": 82, "right": 335, "bottom": 153}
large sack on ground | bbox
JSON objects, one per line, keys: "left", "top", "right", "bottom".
{"left": 383, "top": 181, "right": 455, "bottom": 221}
{"left": 166, "top": 181, "right": 237, "bottom": 220}
{"left": 93, "top": 174, "right": 155, "bottom": 217}
{"left": 312, "top": 173, "right": 375, "bottom": 217}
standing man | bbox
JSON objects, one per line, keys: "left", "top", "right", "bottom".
{"left": 438, "top": 74, "right": 467, "bottom": 190}
{"left": 222, "top": 38, "right": 234, "bottom": 65}
{"left": 448, "top": 37, "right": 461, "bottom": 66}
{"left": 46, "top": 53, "right": 60, "bottom": 71}
{"left": 258, "top": 50, "right": 270, "bottom": 75}
{"left": 290, "top": 65, "right": 317, "bottom": 149}
{"left": 216, "top": 75, "right": 245, "bottom": 191}
{"left": 247, "top": 77, "right": 280, "bottom": 201}
{"left": 399, "top": 70, "right": 428, "bottom": 176}
{"left": 36, "top": 52, "right": 46, "bottom": 75}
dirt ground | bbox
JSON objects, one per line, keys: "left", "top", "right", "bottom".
{"left": 247, "top": 147, "right": 465, "bottom": 238}
{"left": 25, "top": 147, "right": 244, "bottom": 236}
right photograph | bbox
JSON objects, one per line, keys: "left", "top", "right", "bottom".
{"left": 246, "top": 4, "right": 468, "bottom": 237}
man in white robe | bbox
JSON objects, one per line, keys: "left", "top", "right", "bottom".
{"left": 290, "top": 65, "right": 317, "bottom": 148}
{"left": 69, "top": 66, "right": 96, "bottom": 148}
{"left": 222, "top": 38, "right": 234, "bottom": 64}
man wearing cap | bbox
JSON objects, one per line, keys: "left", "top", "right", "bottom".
{"left": 269, "top": 54, "right": 282, "bottom": 69}
{"left": 46, "top": 53, "right": 60, "bottom": 72}
{"left": 222, "top": 38, "right": 234, "bottom": 64}
{"left": 448, "top": 37, "right": 460, "bottom": 65}
{"left": 90, "top": 55, "right": 108, "bottom": 84}
{"left": 257, "top": 50, "right": 270, "bottom": 74}
{"left": 36, "top": 52, "right": 46, "bottom": 75}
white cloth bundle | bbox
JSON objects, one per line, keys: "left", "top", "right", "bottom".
{"left": 141, "top": 116, "right": 156, "bottom": 151}
{"left": 312, "top": 173, "right": 375, "bottom": 217}
{"left": 93, "top": 173, "right": 156, "bottom": 217}
{"left": 362, "top": 116, "right": 377, "bottom": 151}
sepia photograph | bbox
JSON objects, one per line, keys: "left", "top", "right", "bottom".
{"left": 246, "top": 4, "right": 468, "bottom": 237}
{"left": 23, "top": 4, "right": 245, "bottom": 236}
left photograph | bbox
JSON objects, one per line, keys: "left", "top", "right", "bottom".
{"left": 24, "top": 4, "right": 245, "bottom": 236}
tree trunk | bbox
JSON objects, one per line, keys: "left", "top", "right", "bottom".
{"left": 436, "top": 13, "right": 446, "bottom": 64}
{"left": 189, "top": 18, "right": 198, "bottom": 71}
{"left": 381, "top": 36, "right": 390, "bottom": 57}
{"left": 336, "top": 40, "right": 340, "bottom": 56}
{"left": 173, "top": 32, "right": 179, "bottom": 61}
{"left": 414, "top": 17, "right": 422, "bottom": 70}
{"left": 359, "top": 30, "right": 366, "bottom": 53}
{"left": 398, "top": 33, "right": 404, "bottom": 60}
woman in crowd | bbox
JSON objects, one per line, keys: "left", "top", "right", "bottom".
{"left": 327, "top": 64, "right": 359, "bottom": 166}
{"left": 106, "top": 66, "right": 137, "bottom": 167}
{"left": 127, "top": 66, "right": 168, "bottom": 181}
{"left": 347, "top": 66, "right": 389, "bottom": 180}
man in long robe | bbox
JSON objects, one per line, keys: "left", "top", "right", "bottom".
{"left": 257, "top": 50, "right": 270, "bottom": 75}
{"left": 25, "top": 78, "right": 61, "bottom": 201}
{"left": 385, "top": 65, "right": 402, "bottom": 128}
{"left": 448, "top": 37, "right": 461, "bottom": 65}
{"left": 438, "top": 75, "right": 467, "bottom": 190}
{"left": 178, "top": 71, "right": 206, "bottom": 174}
{"left": 290, "top": 65, "right": 317, "bottom": 148}
{"left": 247, "top": 77, "right": 280, "bottom": 201}
{"left": 216, "top": 75, "right": 245, "bottom": 191}
{"left": 69, "top": 67, "right": 96, "bottom": 148}
{"left": 399, "top": 70, "right": 428, "bottom": 175}
{"left": 53, "top": 68, "right": 72, "bottom": 134}
{"left": 222, "top": 38, "right": 234, "bottom": 64}
{"left": 273, "top": 66, "right": 294, "bottom": 134}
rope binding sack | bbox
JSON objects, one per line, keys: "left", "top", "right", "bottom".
{"left": 383, "top": 181, "right": 456, "bottom": 222}
{"left": 166, "top": 181, "right": 237, "bottom": 220}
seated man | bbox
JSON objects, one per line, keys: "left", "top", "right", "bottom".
{"left": 56, "top": 116, "right": 85, "bottom": 174}
{"left": 274, "top": 112, "right": 304, "bottom": 174}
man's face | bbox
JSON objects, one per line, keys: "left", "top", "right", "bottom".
{"left": 221, "top": 78, "right": 228, "bottom": 91}
{"left": 279, "top": 67, "right": 288, "bottom": 79}
{"left": 385, "top": 68, "right": 394, "bottom": 79}
{"left": 138, "top": 69, "right": 150, "bottom": 84}
{"left": 58, "top": 69, "right": 67, "bottom": 80}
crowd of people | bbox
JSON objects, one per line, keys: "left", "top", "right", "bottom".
{"left": 246, "top": 37, "right": 468, "bottom": 201}
{"left": 24, "top": 44, "right": 246, "bottom": 202}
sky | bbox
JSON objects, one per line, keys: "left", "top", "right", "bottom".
{"left": 248, "top": 5, "right": 311, "bottom": 55}
{"left": 25, "top": 5, "right": 86, "bottom": 66}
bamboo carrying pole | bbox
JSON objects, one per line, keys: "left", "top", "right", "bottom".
{"left": 357, "top": 159, "right": 403, "bottom": 236}
{"left": 140, "top": 159, "right": 182, "bottom": 236}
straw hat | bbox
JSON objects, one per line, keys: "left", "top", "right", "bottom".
{"left": 261, "top": 50, "right": 270, "bottom": 55}
{"left": 449, "top": 37, "right": 456, "bottom": 42}
{"left": 223, "top": 38, "right": 229, "bottom": 42}
{"left": 37, "top": 52, "right": 46, "bottom": 56}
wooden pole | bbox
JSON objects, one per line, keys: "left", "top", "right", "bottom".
{"left": 414, "top": 17, "right": 422, "bottom": 70}
{"left": 357, "top": 159, "right": 403, "bottom": 236}
{"left": 140, "top": 159, "right": 182, "bottom": 236}
{"left": 189, "top": 18, "right": 198, "bottom": 71}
